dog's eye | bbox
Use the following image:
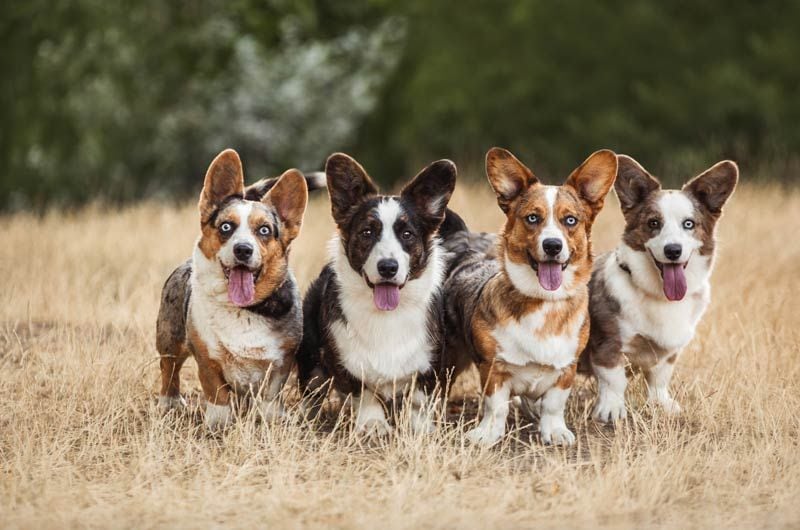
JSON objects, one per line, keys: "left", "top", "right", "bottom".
{"left": 564, "top": 215, "right": 578, "bottom": 227}
{"left": 258, "top": 225, "right": 271, "bottom": 237}
{"left": 219, "top": 222, "right": 233, "bottom": 234}
{"left": 401, "top": 230, "right": 414, "bottom": 241}
{"left": 525, "top": 214, "right": 540, "bottom": 225}
{"left": 648, "top": 218, "right": 661, "bottom": 229}
{"left": 682, "top": 219, "right": 695, "bottom": 230}
{"left": 360, "top": 228, "right": 373, "bottom": 239}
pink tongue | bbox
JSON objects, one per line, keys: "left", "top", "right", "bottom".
{"left": 661, "top": 263, "right": 687, "bottom": 301}
{"left": 537, "top": 262, "right": 563, "bottom": 291}
{"left": 228, "top": 267, "right": 255, "bottom": 307}
{"left": 373, "top": 283, "right": 401, "bottom": 311}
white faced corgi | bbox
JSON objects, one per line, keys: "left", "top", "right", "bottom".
{"left": 580, "top": 155, "right": 738, "bottom": 422}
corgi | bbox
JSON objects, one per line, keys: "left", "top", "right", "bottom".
{"left": 155, "top": 148, "right": 323, "bottom": 430}
{"left": 296, "top": 153, "right": 456, "bottom": 436}
{"left": 441, "top": 148, "right": 617, "bottom": 446}
{"left": 580, "top": 155, "right": 738, "bottom": 422}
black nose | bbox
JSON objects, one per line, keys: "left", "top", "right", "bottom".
{"left": 542, "top": 238, "right": 563, "bottom": 257}
{"left": 377, "top": 258, "right": 399, "bottom": 279}
{"left": 233, "top": 242, "right": 254, "bottom": 261}
{"left": 664, "top": 243, "right": 682, "bottom": 261}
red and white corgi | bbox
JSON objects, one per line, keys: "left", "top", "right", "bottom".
{"left": 580, "top": 155, "right": 738, "bottom": 421}
{"left": 441, "top": 148, "right": 617, "bottom": 446}
{"left": 156, "top": 149, "right": 321, "bottom": 430}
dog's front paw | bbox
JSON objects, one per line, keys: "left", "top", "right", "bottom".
{"left": 593, "top": 395, "right": 627, "bottom": 423}
{"left": 205, "top": 403, "right": 233, "bottom": 431}
{"left": 258, "top": 398, "right": 286, "bottom": 423}
{"left": 466, "top": 425, "right": 503, "bottom": 447}
{"left": 540, "top": 425, "right": 576, "bottom": 446}
{"left": 356, "top": 418, "right": 393, "bottom": 438}
{"left": 409, "top": 411, "right": 436, "bottom": 435}
{"left": 650, "top": 396, "right": 682, "bottom": 416}
{"left": 158, "top": 394, "right": 186, "bottom": 412}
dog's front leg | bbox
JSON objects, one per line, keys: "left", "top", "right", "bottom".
{"left": 467, "top": 369, "right": 511, "bottom": 446}
{"left": 258, "top": 366, "right": 290, "bottom": 423}
{"left": 539, "top": 366, "right": 576, "bottom": 446}
{"left": 197, "top": 357, "right": 233, "bottom": 431}
{"left": 354, "top": 387, "right": 392, "bottom": 437}
{"left": 592, "top": 362, "right": 628, "bottom": 423}
{"left": 645, "top": 353, "right": 681, "bottom": 415}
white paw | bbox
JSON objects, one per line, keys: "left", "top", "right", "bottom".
{"left": 650, "top": 396, "right": 682, "bottom": 416}
{"left": 158, "top": 394, "right": 186, "bottom": 411}
{"left": 593, "top": 395, "right": 628, "bottom": 423}
{"left": 466, "top": 425, "right": 504, "bottom": 447}
{"left": 258, "top": 399, "right": 286, "bottom": 423}
{"left": 356, "top": 418, "right": 393, "bottom": 437}
{"left": 205, "top": 403, "right": 232, "bottom": 431}
{"left": 539, "top": 421, "right": 576, "bottom": 446}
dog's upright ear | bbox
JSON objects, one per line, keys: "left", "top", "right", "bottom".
{"left": 683, "top": 160, "right": 739, "bottom": 216}
{"left": 485, "top": 148, "right": 538, "bottom": 214}
{"left": 325, "top": 153, "right": 379, "bottom": 228}
{"left": 199, "top": 149, "right": 245, "bottom": 224}
{"left": 400, "top": 159, "right": 457, "bottom": 233}
{"left": 614, "top": 155, "right": 661, "bottom": 215}
{"left": 263, "top": 168, "right": 309, "bottom": 244}
{"left": 565, "top": 149, "right": 618, "bottom": 221}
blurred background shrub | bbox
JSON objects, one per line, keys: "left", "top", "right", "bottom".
{"left": 2, "top": 0, "right": 798, "bottom": 210}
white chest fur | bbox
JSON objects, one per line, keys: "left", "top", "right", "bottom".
{"left": 492, "top": 302, "right": 585, "bottom": 370}
{"left": 329, "top": 236, "right": 442, "bottom": 397}
{"left": 604, "top": 251, "right": 711, "bottom": 354}
{"left": 190, "top": 248, "right": 287, "bottom": 367}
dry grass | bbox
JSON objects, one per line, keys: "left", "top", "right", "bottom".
{"left": 1, "top": 182, "right": 799, "bottom": 529}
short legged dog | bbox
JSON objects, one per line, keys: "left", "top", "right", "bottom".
{"left": 580, "top": 155, "right": 738, "bottom": 422}
{"left": 441, "top": 148, "right": 617, "bottom": 446}
{"left": 156, "top": 149, "right": 321, "bottom": 430}
{"left": 297, "top": 153, "right": 456, "bottom": 436}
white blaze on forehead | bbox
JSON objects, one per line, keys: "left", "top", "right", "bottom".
{"left": 363, "top": 198, "right": 410, "bottom": 284}
{"left": 536, "top": 186, "right": 569, "bottom": 262}
{"left": 218, "top": 202, "right": 262, "bottom": 268}
{"left": 646, "top": 191, "right": 701, "bottom": 262}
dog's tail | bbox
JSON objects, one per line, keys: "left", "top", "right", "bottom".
{"left": 245, "top": 171, "right": 327, "bottom": 201}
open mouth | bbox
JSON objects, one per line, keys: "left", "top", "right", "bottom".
{"left": 222, "top": 263, "right": 260, "bottom": 307}
{"left": 649, "top": 252, "right": 689, "bottom": 302}
{"left": 363, "top": 273, "right": 405, "bottom": 311}
{"left": 527, "top": 252, "right": 568, "bottom": 291}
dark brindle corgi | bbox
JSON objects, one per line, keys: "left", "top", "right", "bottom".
{"left": 580, "top": 155, "right": 738, "bottom": 422}
{"left": 441, "top": 148, "right": 617, "bottom": 446}
{"left": 156, "top": 149, "right": 322, "bottom": 430}
{"left": 297, "top": 153, "right": 456, "bottom": 436}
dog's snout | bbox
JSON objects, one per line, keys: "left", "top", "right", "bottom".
{"left": 233, "top": 242, "right": 254, "bottom": 262}
{"left": 377, "top": 258, "right": 399, "bottom": 279}
{"left": 664, "top": 243, "right": 682, "bottom": 261}
{"left": 542, "top": 238, "right": 563, "bottom": 258}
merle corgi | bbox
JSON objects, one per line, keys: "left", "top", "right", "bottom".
{"left": 580, "top": 155, "right": 738, "bottom": 422}
{"left": 156, "top": 148, "right": 323, "bottom": 430}
{"left": 297, "top": 153, "right": 456, "bottom": 436}
{"left": 441, "top": 148, "right": 617, "bottom": 446}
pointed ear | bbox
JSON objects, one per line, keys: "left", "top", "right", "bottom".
{"left": 485, "top": 148, "right": 538, "bottom": 213}
{"left": 565, "top": 149, "right": 618, "bottom": 220}
{"left": 400, "top": 159, "right": 457, "bottom": 232}
{"left": 325, "top": 153, "right": 378, "bottom": 228}
{"left": 614, "top": 155, "right": 661, "bottom": 214}
{"left": 263, "top": 168, "right": 309, "bottom": 243}
{"left": 199, "top": 149, "right": 245, "bottom": 223}
{"left": 683, "top": 160, "right": 738, "bottom": 215}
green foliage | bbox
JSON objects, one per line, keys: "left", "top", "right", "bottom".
{"left": 2, "top": 0, "right": 799, "bottom": 209}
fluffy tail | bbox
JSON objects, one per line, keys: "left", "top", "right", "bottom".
{"left": 245, "top": 171, "right": 327, "bottom": 201}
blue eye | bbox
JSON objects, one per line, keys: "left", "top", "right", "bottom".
{"left": 258, "top": 225, "right": 271, "bottom": 237}
{"left": 564, "top": 215, "right": 578, "bottom": 227}
{"left": 526, "top": 214, "right": 540, "bottom": 224}
{"left": 683, "top": 219, "right": 695, "bottom": 230}
{"left": 220, "top": 222, "right": 233, "bottom": 234}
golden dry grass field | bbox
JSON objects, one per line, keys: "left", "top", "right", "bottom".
{"left": 1, "top": 181, "right": 799, "bottom": 529}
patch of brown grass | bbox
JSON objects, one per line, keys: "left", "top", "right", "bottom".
{"left": 1, "top": 183, "right": 799, "bottom": 529}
